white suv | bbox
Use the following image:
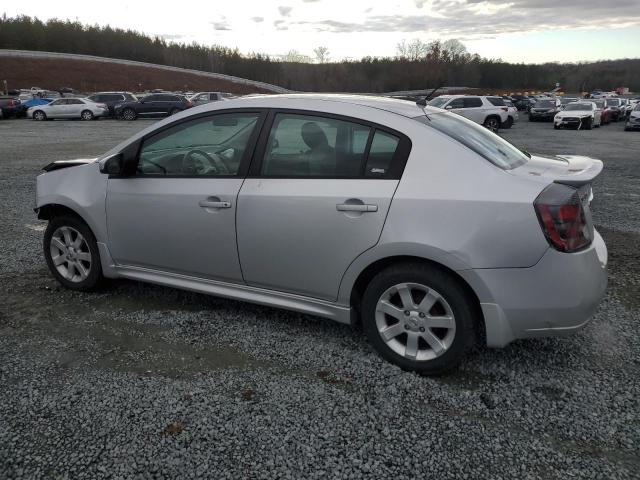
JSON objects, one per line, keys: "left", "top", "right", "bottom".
{"left": 428, "top": 95, "right": 509, "bottom": 131}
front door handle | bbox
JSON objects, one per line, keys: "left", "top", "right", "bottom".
{"left": 199, "top": 200, "right": 231, "bottom": 209}
{"left": 336, "top": 203, "right": 378, "bottom": 212}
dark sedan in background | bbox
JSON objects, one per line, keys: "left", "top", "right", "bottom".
{"left": 87, "top": 92, "right": 137, "bottom": 117}
{"left": 529, "top": 98, "right": 562, "bottom": 121}
{"left": 114, "top": 93, "right": 193, "bottom": 120}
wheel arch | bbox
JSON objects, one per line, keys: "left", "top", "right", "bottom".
{"left": 345, "top": 253, "right": 486, "bottom": 341}
{"left": 37, "top": 203, "right": 92, "bottom": 229}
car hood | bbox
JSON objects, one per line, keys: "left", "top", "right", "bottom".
{"left": 555, "top": 110, "right": 592, "bottom": 118}
{"left": 42, "top": 158, "right": 98, "bottom": 172}
{"left": 508, "top": 154, "right": 603, "bottom": 187}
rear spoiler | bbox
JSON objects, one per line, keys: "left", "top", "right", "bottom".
{"left": 553, "top": 159, "right": 603, "bottom": 188}
{"left": 42, "top": 158, "right": 95, "bottom": 172}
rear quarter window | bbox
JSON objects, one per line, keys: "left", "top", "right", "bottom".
{"left": 487, "top": 97, "right": 506, "bottom": 106}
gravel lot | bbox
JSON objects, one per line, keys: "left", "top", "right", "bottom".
{"left": 1, "top": 116, "right": 639, "bottom": 479}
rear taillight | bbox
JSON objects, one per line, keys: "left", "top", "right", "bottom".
{"left": 534, "top": 183, "right": 593, "bottom": 253}
{"left": 186, "top": 100, "right": 193, "bottom": 107}
{"left": 501, "top": 107, "right": 508, "bottom": 111}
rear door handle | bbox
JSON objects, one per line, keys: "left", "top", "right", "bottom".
{"left": 336, "top": 203, "right": 378, "bottom": 212}
{"left": 199, "top": 200, "right": 231, "bottom": 209}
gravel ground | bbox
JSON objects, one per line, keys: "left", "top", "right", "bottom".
{"left": 1, "top": 117, "right": 639, "bottom": 479}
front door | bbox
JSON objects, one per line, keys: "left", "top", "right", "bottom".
{"left": 237, "top": 111, "right": 410, "bottom": 301}
{"left": 106, "top": 110, "right": 265, "bottom": 282}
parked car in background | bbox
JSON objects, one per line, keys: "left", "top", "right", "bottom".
{"left": 591, "top": 99, "right": 611, "bottom": 125}
{"left": 28, "top": 98, "right": 108, "bottom": 121}
{"left": 189, "top": 92, "right": 236, "bottom": 106}
{"left": 625, "top": 102, "right": 640, "bottom": 131}
{"left": 87, "top": 92, "right": 137, "bottom": 117}
{"left": 560, "top": 97, "right": 579, "bottom": 105}
{"left": 34, "top": 94, "right": 607, "bottom": 374}
{"left": 15, "top": 97, "right": 52, "bottom": 117}
{"left": 0, "top": 95, "right": 22, "bottom": 118}
{"left": 554, "top": 102, "right": 601, "bottom": 130}
{"left": 604, "top": 98, "right": 622, "bottom": 121}
{"left": 428, "top": 95, "right": 508, "bottom": 131}
{"left": 114, "top": 93, "right": 193, "bottom": 120}
{"left": 529, "top": 98, "right": 562, "bottom": 122}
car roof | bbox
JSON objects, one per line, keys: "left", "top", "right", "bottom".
{"left": 202, "top": 93, "right": 439, "bottom": 118}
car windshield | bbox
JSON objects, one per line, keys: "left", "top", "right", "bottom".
{"left": 635, "top": 103, "right": 640, "bottom": 111}
{"left": 607, "top": 99, "right": 620, "bottom": 105}
{"left": 564, "top": 103, "right": 592, "bottom": 111}
{"left": 414, "top": 112, "right": 528, "bottom": 170}
{"left": 534, "top": 100, "right": 554, "bottom": 108}
{"left": 594, "top": 100, "right": 605, "bottom": 108}
{"left": 427, "top": 97, "right": 450, "bottom": 108}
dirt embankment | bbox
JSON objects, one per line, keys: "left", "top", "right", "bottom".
{"left": 0, "top": 56, "right": 272, "bottom": 94}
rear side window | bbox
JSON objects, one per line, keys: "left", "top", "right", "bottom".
{"left": 414, "top": 112, "right": 527, "bottom": 170}
{"left": 259, "top": 113, "right": 407, "bottom": 178}
{"left": 365, "top": 131, "right": 399, "bottom": 177}
{"left": 463, "top": 98, "right": 483, "bottom": 108}
{"left": 487, "top": 97, "right": 506, "bottom": 106}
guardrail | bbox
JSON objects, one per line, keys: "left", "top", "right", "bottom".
{"left": 0, "top": 49, "right": 291, "bottom": 94}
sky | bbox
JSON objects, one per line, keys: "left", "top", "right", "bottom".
{"left": 3, "top": 0, "right": 640, "bottom": 63}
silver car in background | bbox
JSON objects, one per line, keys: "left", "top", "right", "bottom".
{"left": 28, "top": 98, "right": 108, "bottom": 121}
{"left": 189, "top": 92, "right": 236, "bottom": 106}
{"left": 34, "top": 94, "right": 607, "bottom": 374}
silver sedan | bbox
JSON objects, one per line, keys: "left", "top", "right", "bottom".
{"left": 28, "top": 98, "right": 108, "bottom": 121}
{"left": 34, "top": 94, "right": 607, "bottom": 374}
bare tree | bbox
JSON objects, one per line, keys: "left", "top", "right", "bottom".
{"left": 442, "top": 39, "right": 468, "bottom": 59}
{"left": 313, "top": 46, "right": 330, "bottom": 64}
{"left": 280, "top": 49, "right": 312, "bottom": 63}
{"left": 396, "top": 38, "right": 429, "bottom": 61}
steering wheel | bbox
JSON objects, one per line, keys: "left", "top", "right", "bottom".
{"left": 182, "top": 149, "right": 230, "bottom": 175}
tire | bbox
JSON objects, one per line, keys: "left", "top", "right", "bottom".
{"left": 583, "top": 117, "right": 592, "bottom": 130}
{"left": 554, "top": 124, "right": 559, "bottom": 130}
{"left": 122, "top": 108, "right": 137, "bottom": 121}
{"left": 502, "top": 116, "right": 514, "bottom": 129}
{"left": 33, "top": 110, "right": 47, "bottom": 121}
{"left": 80, "top": 110, "right": 94, "bottom": 121}
{"left": 483, "top": 116, "right": 500, "bottom": 132}
{"left": 361, "top": 262, "right": 477, "bottom": 375}
{"left": 170, "top": 108, "right": 181, "bottom": 115}
{"left": 43, "top": 215, "right": 103, "bottom": 291}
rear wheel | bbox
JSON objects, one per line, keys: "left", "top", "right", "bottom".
{"left": 361, "top": 263, "right": 476, "bottom": 375}
{"left": 43, "top": 215, "right": 103, "bottom": 291}
{"left": 80, "top": 110, "right": 94, "bottom": 121}
{"left": 33, "top": 110, "right": 46, "bottom": 121}
{"left": 483, "top": 116, "right": 500, "bottom": 132}
{"left": 122, "top": 108, "right": 137, "bottom": 121}
{"left": 502, "top": 116, "right": 514, "bottom": 129}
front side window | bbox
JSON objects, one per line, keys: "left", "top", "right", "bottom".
{"left": 414, "top": 112, "right": 528, "bottom": 170}
{"left": 49, "top": 99, "right": 64, "bottom": 106}
{"left": 448, "top": 98, "right": 464, "bottom": 109}
{"left": 261, "top": 113, "right": 369, "bottom": 177}
{"left": 137, "top": 112, "right": 260, "bottom": 176}
{"left": 428, "top": 97, "right": 450, "bottom": 108}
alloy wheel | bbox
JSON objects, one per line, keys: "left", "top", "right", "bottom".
{"left": 375, "top": 283, "right": 456, "bottom": 361}
{"left": 49, "top": 226, "right": 92, "bottom": 283}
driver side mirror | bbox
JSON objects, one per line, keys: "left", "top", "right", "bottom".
{"left": 445, "top": 105, "right": 453, "bottom": 110}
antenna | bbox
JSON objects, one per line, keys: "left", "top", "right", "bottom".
{"left": 416, "top": 85, "right": 443, "bottom": 106}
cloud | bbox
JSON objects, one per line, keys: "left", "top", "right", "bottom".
{"left": 414, "top": 0, "right": 427, "bottom": 7}
{"left": 210, "top": 16, "right": 231, "bottom": 31}
{"left": 278, "top": 6, "right": 293, "bottom": 16}
{"left": 274, "top": 20, "right": 289, "bottom": 31}
{"left": 251, "top": 16, "right": 264, "bottom": 23}
{"left": 290, "top": 1, "right": 640, "bottom": 39}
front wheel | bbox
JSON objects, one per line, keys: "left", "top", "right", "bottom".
{"left": 80, "top": 110, "right": 94, "bottom": 121}
{"left": 122, "top": 108, "right": 137, "bottom": 121}
{"left": 43, "top": 216, "right": 103, "bottom": 291}
{"left": 361, "top": 263, "right": 476, "bottom": 375}
{"left": 583, "top": 117, "right": 592, "bottom": 130}
{"left": 33, "top": 110, "right": 47, "bottom": 121}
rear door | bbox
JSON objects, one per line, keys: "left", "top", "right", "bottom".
{"left": 461, "top": 97, "right": 485, "bottom": 123}
{"left": 64, "top": 98, "right": 84, "bottom": 118}
{"left": 236, "top": 110, "right": 411, "bottom": 301}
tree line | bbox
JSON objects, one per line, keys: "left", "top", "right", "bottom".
{"left": 1, "top": 15, "right": 638, "bottom": 93}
